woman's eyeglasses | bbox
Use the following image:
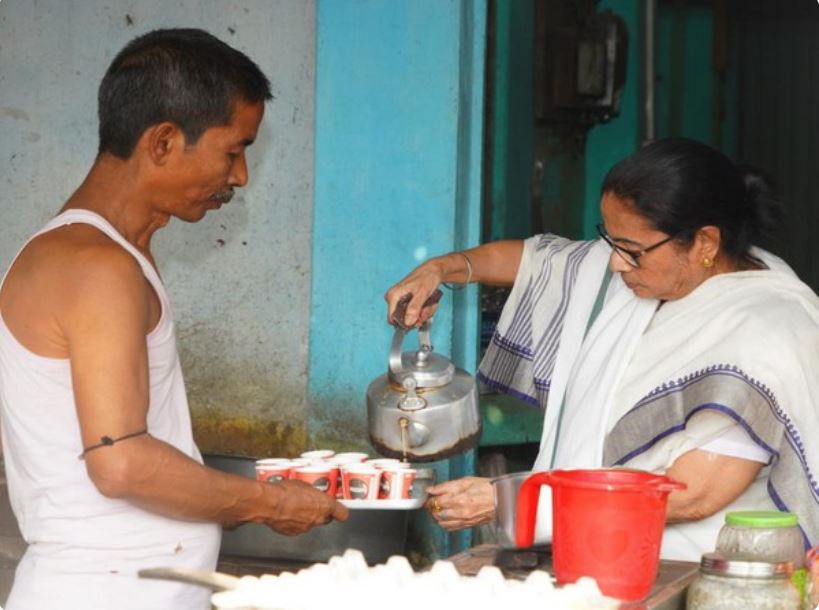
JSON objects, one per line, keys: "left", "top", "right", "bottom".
{"left": 595, "top": 223, "right": 678, "bottom": 268}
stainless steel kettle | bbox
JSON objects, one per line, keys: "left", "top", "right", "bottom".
{"left": 366, "top": 294, "right": 481, "bottom": 462}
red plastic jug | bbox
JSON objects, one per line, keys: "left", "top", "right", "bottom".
{"left": 515, "top": 469, "right": 685, "bottom": 601}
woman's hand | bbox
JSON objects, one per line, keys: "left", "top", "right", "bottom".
{"left": 384, "top": 242, "right": 524, "bottom": 328}
{"left": 424, "top": 477, "right": 495, "bottom": 531}
{"left": 384, "top": 258, "right": 449, "bottom": 329}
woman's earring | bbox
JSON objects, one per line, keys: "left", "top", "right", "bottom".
{"left": 702, "top": 257, "right": 714, "bottom": 268}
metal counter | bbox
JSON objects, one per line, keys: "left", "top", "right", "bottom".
{"left": 446, "top": 544, "right": 698, "bottom": 610}
{"left": 213, "top": 542, "right": 697, "bottom": 609}
{"left": 205, "top": 454, "right": 413, "bottom": 564}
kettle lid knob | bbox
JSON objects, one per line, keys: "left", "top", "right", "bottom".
{"left": 388, "top": 321, "right": 455, "bottom": 389}
{"left": 398, "top": 376, "right": 427, "bottom": 411}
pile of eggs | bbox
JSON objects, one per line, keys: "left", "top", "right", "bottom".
{"left": 211, "top": 549, "right": 618, "bottom": 610}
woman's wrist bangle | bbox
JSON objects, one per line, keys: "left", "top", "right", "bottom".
{"left": 442, "top": 251, "right": 473, "bottom": 290}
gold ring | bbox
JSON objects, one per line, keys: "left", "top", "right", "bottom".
{"left": 431, "top": 497, "right": 442, "bottom": 514}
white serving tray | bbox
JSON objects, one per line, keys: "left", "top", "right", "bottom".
{"left": 339, "top": 497, "right": 425, "bottom": 510}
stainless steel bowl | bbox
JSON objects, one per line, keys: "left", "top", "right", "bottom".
{"left": 491, "top": 471, "right": 531, "bottom": 548}
{"left": 204, "top": 454, "right": 434, "bottom": 563}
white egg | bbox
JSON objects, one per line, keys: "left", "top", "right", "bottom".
{"left": 385, "top": 554, "right": 414, "bottom": 581}
{"left": 235, "top": 574, "right": 259, "bottom": 588}
{"left": 524, "top": 569, "right": 555, "bottom": 591}
{"left": 212, "top": 551, "right": 620, "bottom": 610}
{"left": 574, "top": 576, "right": 603, "bottom": 594}
{"left": 210, "top": 590, "right": 252, "bottom": 610}
{"left": 476, "top": 565, "right": 506, "bottom": 586}
{"left": 455, "top": 586, "right": 487, "bottom": 608}
{"left": 428, "top": 559, "right": 461, "bottom": 586}
{"left": 340, "top": 548, "right": 368, "bottom": 578}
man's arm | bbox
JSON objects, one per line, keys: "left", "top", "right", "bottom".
{"left": 62, "top": 244, "right": 347, "bottom": 534}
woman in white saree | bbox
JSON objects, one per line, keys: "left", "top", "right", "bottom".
{"left": 385, "top": 138, "right": 819, "bottom": 561}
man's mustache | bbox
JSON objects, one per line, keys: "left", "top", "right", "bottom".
{"left": 211, "top": 189, "right": 234, "bottom": 204}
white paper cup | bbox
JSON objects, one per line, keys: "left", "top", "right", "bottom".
{"left": 291, "top": 464, "right": 338, "bottom": 496}
{"left": 320, "top": 461, "right": 346, "bottom": 498}
{"left": 332, "top": 452, "right": 369, "bottom": 463}
{"left": 300, "top": 449, "right": 336, "bottom": 461}
{"left": 341, "top": 464, "right": 381, "bottom": 500}
{"left": 379, "top": 468, "right": 417, "bottom": 499}
{"left": 254, "top": 458, "right": 292, "bottom": 466}
{"left": 255, "top": 460, "right": 293, "bottom": 483}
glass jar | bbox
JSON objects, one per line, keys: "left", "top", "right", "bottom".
{"left": 807, "top": 545, "right": 819, "bottom": 610}
{"left": 686, "top": 552, "right": 800, "bottom": 610}
{"left": 716, "top": 511, "right": 804, "bottom": 568}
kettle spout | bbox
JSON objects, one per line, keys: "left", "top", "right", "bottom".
{"left": 399, "top": 417, "right": 430, "bottom": 448}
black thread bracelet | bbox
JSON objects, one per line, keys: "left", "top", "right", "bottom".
{"left": 78, "top": 429, "right": 148, "bottom": 460}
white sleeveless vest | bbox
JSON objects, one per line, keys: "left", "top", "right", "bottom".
{"left": 0, "top": 210, "right": 220, "bottom": 610}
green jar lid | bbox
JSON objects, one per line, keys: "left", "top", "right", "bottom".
{"left": 725, "top": 511, "right": 798, "bottom": 528}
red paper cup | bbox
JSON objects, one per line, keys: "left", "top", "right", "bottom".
{"left": 341, "top": 465, "right": 381, "bottom": 500}
{"left": 327, "top": 465, "right": 342, "bottom": 498}
{"left": 255, "top": 459, "right": 293, "bottom": 483}
{"left": 329, "top": 455, "right": 369, "bottom": 498}
{"left": 291, "top": 464, "right": 338, "bottom": 497}
{"left": 319, "top": 461, "right": 345, "bottom": 498}
{"left": 380, "top": 468, "right": 417, "bottom": 500}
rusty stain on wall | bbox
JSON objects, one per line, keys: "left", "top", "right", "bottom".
{"left": 308, "top": 408, "right": 371, "bottom": 453}
{"left": 181, "top": 333, "right": 313, "bottom": 455}
{"left": 0, "top": 107, "right": 30, "bottom": 122}
{"left": 192, "top": 410, "right": 307, "bottom": 458}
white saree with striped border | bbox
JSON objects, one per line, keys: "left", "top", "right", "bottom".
{"left": 478, "top": 234, "right": 819, "bottom": 560}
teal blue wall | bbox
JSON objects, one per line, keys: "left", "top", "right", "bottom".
{"left": 488, "top": 0, "right": 536, "bottom": 241}
{"left": 656, "top": 2, "right": 714, "bottom": 143}
{"left": 311, "top": 0, "right": 486, "bottom": 558}
{"left": 583, "top": 1, "right": 719, "bottom": 235}
{"left": 582, "top": 0, "right": 645, "bottom": 237}
{"left": 0, "top": 1, "right": 321, "bottom": 457}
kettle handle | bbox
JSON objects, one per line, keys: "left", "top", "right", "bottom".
{"left": 388, "top": 290, "right": 442, "bottom": 378}
{"left": 514, "top": 471, "right": 554, "bottom": 548}
{"left": 388, "top": 327, "right": 409, "bottom": 378}
{"left": 390, "top": 290, "right": 443, "bottom": 330}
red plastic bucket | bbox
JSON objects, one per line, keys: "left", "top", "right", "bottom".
{"left": 515, "top": 469, "right": 685, "bottom": 601}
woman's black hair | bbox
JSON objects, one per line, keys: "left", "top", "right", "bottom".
{"left": 98, "top": 28, "right": 272, "bottom": 159}
{"left": 600, "top": 138, "right": 782, "bottom": 262}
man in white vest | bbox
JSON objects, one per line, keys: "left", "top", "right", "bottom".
{"left": 0, "top": 28, "right": 348, "bottom": 610}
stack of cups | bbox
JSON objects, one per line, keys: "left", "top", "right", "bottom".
{"left": 255, "top": 452, "right": 338, "bottom": 497}
{"left": 254, "top": 458, "right": 294, "bottom": 483}
{"left": 370, "top": 459, "right": 417, "bottom": 500}
{"left": 328, "top": 453, "right": 369, "bottom": 499}
{"left": 292, "top": 450, "right": 338, "bottom": 497}
{"left": 254, "top": 451, "right": 416, "bottom": 501}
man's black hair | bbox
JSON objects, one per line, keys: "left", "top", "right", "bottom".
{"left": 98, "top": 28, "right": 272, "bottom": 158}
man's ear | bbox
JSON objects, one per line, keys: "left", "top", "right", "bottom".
{"left": 143, "top": 122, "right": 183, "bottom": 166}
